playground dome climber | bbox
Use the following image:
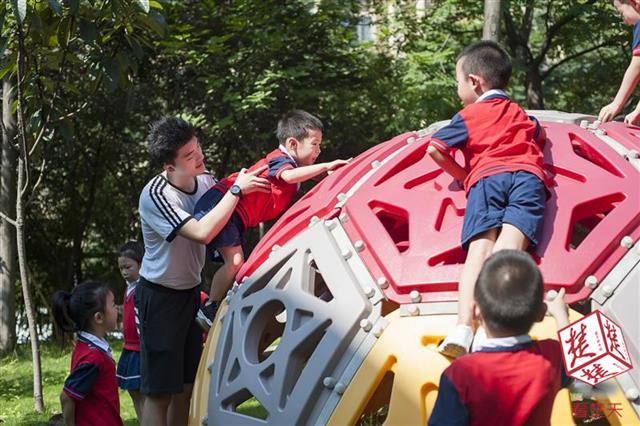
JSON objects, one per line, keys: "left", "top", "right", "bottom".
{"left": 189, "top": 111, "right": 640, "bottom": 426}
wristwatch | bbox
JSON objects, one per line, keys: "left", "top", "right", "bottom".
{"left": 230, "top": 184, "right": 243, "bottom": 199}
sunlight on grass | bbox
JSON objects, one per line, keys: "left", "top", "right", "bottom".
{"left": 0, "top": 340, "right": 138, "bottom": 425}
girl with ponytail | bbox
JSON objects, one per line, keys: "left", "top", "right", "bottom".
{"left": 52, "top": 281, "right": 122, "bottom": 426}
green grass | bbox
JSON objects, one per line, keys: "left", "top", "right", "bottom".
{"left": 0, "top": 340, "right": 138, "bottom": 426}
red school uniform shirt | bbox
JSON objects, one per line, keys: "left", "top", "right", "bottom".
{"left": 429, "top": 90, "right": 550, "bottom": 195}
{"left": 219, "top": 147, "right": 300, "bottom": 229}
{"left": 429, "top": 338, "right": 572, "bottom": 426}
{"left": 63, "top": 332, "right": 122, "bottom": 426}
{"left": 122, "top": 283, "right": 139, "bottom": 351}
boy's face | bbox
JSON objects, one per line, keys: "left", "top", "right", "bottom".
{"left": 456, "top": 58, "right": 481, "bottom": 106}
{"left": 287, "top": 128, "right": 322, "bottom": 166}
{"left": 614, "top": 0, "right": 640, "bottom": 25}
{"left": 118, "top": 256, "right": 140, "bottom": 284}
{"left": 164, "top": 137, "right": 205, "bottom": 177}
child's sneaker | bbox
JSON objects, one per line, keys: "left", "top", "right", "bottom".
{"left": 438, "top": 324, "right": 473, "bottom": 358}
{"left": 196, "top": 301, "right": 218, "bottom": 332}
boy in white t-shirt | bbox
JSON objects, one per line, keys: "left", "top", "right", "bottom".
{"left": 136, "top": 117, "right": 269, "bottom": 426}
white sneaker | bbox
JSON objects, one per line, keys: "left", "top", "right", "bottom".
{"left": 438, "top": 325, "right": 474, "bottom": 358}
{"left": 471, "top": 326, "right": 488, "bottom": 352}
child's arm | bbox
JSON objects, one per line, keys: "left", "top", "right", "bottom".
{"left": 625, "top": 100, "right": 640, "bottom": 125}
{"left": 427, "top": 145, "right": 468, "bottom": 185}
{"left": 599, "top": 56, "right": 640, "bottom": 122}
{"left": 545, "top": 288, "right": 570, "bottom": 330}
{"left": 60, "top": 391, "right": 76, "bottom": 426}
{"left": 280, "top": 159, "right": 349, "bottom": 185}
{"left": 179, "top": 166, "right": 270, "bottom": 244}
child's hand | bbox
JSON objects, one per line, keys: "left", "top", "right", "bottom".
{"left": 235, "top": 165, "right": 270, "bottom": 195}
{"left": 545, "top": 288, "right": 570, "bottom": 328}
{"left": 599, "top": 102, "right": 622, "bottom": 123}
{"left": 625, "top": 108, "right": 640, "bottom": 125}
{"left": 327, "top": 159, "right": 350, "bottom": 171}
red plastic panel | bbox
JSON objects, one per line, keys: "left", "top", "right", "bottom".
{"left": 342, "top": 123, "right": 640, "bottom": 304}
{"left": 600, "top": 121, "right": 640, "bottom": 151}
{"left": 237, "top": 133, "right": 414, "bottom": 279}
{"left": 239, "top": 122, "right": 639, "bottom": 305}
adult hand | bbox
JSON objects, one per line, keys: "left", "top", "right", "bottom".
{"left": 598, "top": 102, "right": 622, "bottom": 123}
{"left": 234, "top": 165, "right": 270, "bottom": 195}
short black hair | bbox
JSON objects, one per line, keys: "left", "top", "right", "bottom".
{"left": 474, "top": 250, "right": 544, "bottom": 336}
{"left": 457, "top": 41, "right": 512, "bottom": 90}
{"left": 119, "top": 240, "right": 144, "bottom": 265}
{"left": 147, "top": 117, "right": 196, "bottom": 165}
{"left": 276, "top": 110, "right": 323, "bottom": 144}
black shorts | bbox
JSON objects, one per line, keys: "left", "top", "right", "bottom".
{"left": 135, "top": 277, "right": 203, "bottom": 395}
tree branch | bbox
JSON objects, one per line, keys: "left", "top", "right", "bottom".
{"left": 541, "top": 41, "right": 616, "bottom": 80}
{"left": 535, "top": 0, "right": 597, "bottom": 66}
{"left": 0, "top": 210, "right": 17, "bottom": 227}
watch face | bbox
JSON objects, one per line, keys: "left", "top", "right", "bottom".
{"left": 231, "top": 185, "right": 241, "bottom": 196}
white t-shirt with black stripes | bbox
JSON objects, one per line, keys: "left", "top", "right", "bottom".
{"left": 138, "top": 172, "right": 217, "bottom": 290}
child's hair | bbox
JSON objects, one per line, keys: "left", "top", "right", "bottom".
{"left": 119, "top": 240, "right": 144, "bottom": 265}
{"left": 276, "top": 110, "right": 324, "bottom": 144}
{"left": 474, "top": 250, "right": 544, "bottom": 336}
{"left": 52, "top": 281, "right": 112, "bottom": 333}
{"left": 457, "top": 41, "right": 512, "bottom": 90}
{"left": 147, "top": 116, "right": 196, "bottom": 165}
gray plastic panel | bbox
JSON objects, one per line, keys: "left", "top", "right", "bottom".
{"left": 206, "top": 220, "right": 383, "bottom": 425}
{"left": 592, "top": 244, "right": 640, "bottom": 417}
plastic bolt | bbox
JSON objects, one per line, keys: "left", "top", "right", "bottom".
{"left": 337, "top": 193, "right": 347, "bottom": 202}
{"left": 595, "top": 128, "right": 606, "bottom": 136}
{"left": 342, "top": 249, "right": 352, "bottom": 260}
{"left": 591, "top": 120, "right": 601, "bottom": 129}
{"left": 241, "top": 276, "right": 248, "bottom": 283}
{"left": 363, "top": 286, "right": 375, "bottom": 298}
{"left": 408, "top": 305, "right": 420, "bottom": 316}
{"left": 407, "top": 136, "right": 416, "bottom": 145}
{"left": 201, "top": 416, "right": 208, "bottom": 426}
{"left": 579, "top": 120, "right": 589, "bottom": 129}
{"left": 585, "top": 275, "right": 598, "bottom": 289}
{"left": 334, "top": 382, "right": 347, "bottom": 395}
{"left": 207, "top": 363, "right": 214, "bottom": 373}
{"left": 601, "top": 285, "right": 613, "bottom": 297}
{"left": 627, "top": 149, "right": 639, "bottom": 159}
{"left": 377, "top": 277, "right": 389, "bottom": 289}
{"left": 339, "top": 212, "right": 349, "bottom": 222}
{"left": 410, "top": 290, "right": 421, "bottom": 303}
{"left": 323, "top": 377, "right": 336, "bottom": 389}
{"left": 360, "top": 319, "right": 373, "bottom": 332}
{"left": 325, "top": 219, "right": 338, "bottom": 230}
{"left": 545, "top": 290, "right": 558, "bottom": 301}
{"left": 354, "top": 240, "right": 365, "bottom": 252}
{"left": 373, "top": 325, "right": 384, "bottom": 338}
{"left": 621, "top": 236, "right": 633, "bottom": 249}
{"left": 271, "top": 244, "right": 280, "bottom": 252}
{"left": 625, "top": 388, "right": 640, "bottom": 401}
{"left": 371, "top": 160, "right": 382, "bottom": 169}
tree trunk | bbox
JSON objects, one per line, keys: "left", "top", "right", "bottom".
{"left": 525, "top": 67, "right": 545, "bottom": 109}
{"left": 0, "top": 78, "right": 17, "bottom": 353}
{"left": 483, "top": 0, "right": 501, "bottom": 42}
{"left": 16, "top": 155, "right": 44, "bottom": 412}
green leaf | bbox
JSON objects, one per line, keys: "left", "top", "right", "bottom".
{"left": 0, "top": 62, "right": 14, "bottom": 80}
{"left": 10, "top": 0, "right": 27, "bottom": 23}
{"left": 79, "top": 20, "right": 98, "bottom": 43}
{"left": 48, "top": 0, "right": 63, "bottom": 16}
{"left": 0, "top": 36, "right": 8, "bottom": 58}
{"left": 137, "top": 0, "right": 150, "bottom": 14}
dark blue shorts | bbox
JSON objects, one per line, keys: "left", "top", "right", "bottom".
{"left": 117, "top": 349, "right": 141, "bottom": 390}
{"left": 194, "top": 187, "right": 246, "bottom": 261}
{"left": 461, "top": 171, "right": 546, "bottom": 251}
